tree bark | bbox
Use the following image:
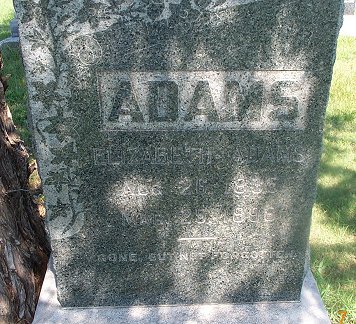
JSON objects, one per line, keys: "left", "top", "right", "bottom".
{"left": 0, "top": 50, "right": 50, "bottom": 324}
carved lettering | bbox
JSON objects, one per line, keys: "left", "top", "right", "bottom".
{"left": 232, "top": 207, "right": 275, "bottom": 223}
{"left": 94, "top": 145, "right": 304, "bottom": 167}
{"left": 99, "top": 71, "right": 310, "bottom": 131}
{"left": 94, "top": 145, "right": 213, "bottom": 166}
{"left": 96, "top": 250, "right": 302, "bottom": 263}
{"left": 109, "top": 81, "right": 143, "bottom": 122}
{"left": 269, "top": 81, "right": 299, "bottom": 122}
{"left": 225, "top": 79, "right": 263, "bottom": 122}
{"left": 149, "top": 81, "right": 178, "bottom": 122}
{"left": 121, "top": 205, "right": 275, "bottom": 227}
{"left": 186, "top": 81, "right": 217, "bottom": 122}
{"left": 176, "top": 178, "right": 207, "bottom": 195}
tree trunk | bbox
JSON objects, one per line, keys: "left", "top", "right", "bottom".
{"left": 0, "top": 50, "right": 50, "bottom": 324}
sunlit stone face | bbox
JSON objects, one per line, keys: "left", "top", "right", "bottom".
{"left": 15, "top": 0, "right": 341, "bottom": 307}
{"left": 98, "top": 71, "right": 309, "bottom": 131}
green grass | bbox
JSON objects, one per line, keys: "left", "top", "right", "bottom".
{"left": 1, "top": 46, "right": 30, "bottom": 144}
{"left": 310, "top": 36, "right": 356, "bottom": 324}
{"left": 1, "top": 1, "right": 29, "bottom": 143}
{"left": 0, "top": 0, "right": 14, "bottom": 41}
{"left": 0, "top": 3, "right": 355, "bottom": 323}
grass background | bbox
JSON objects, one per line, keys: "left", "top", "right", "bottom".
{"left": 310, "top": 36, "right": 356, "bottom": 323}
{"left": 0, "top": 0, "right": 14, "bottom": 40}
{"left": 1, "top": 1, "right": 355, "bottom": 323}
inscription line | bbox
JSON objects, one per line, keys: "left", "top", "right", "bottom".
{"left": 178, "top": 237, "right": 218, "bottom": 241}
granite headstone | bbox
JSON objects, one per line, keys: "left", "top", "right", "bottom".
{"left": 15, "top": 0, "right": 343, "bottom": 309}
{"left": 344, "top": 0, "right": 356, "bottom": 15}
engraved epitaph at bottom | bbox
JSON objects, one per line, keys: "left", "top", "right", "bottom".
{"left": 33, "top": 259, "right": 330, "bottom": 324}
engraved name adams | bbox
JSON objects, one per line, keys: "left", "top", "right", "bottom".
{"left": 98, "top": 71, "right": 310, "bottom": 131}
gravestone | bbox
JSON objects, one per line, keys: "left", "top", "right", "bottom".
{"left": 10, "top": 18, "right": 19, "bottom": 38}
{"left": 0, "top": 15, "right": 19, "bottom": 48}
{"left": 344, "top": 0, "right": 356, "bottom": 15}
{"left": 15, "top": 0, "right": 342, "bottom": 320}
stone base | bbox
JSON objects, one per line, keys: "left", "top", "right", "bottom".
{"left": 33, "top": 259, "right": 330, "bottom": 324}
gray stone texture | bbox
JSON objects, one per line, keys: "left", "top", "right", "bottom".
{"left": 33, "top": 259, "right": 330, "bottom": 323}
{"left": 344, "top": 0, "right": 356, "bottom": 15}
{"left": 14, "top": 0, "right": 343, "bottom": 309}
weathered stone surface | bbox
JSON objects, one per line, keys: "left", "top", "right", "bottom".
{"left": 33, "top": 259, "right": 331, "bottom": 324}
{"left": 344, "top": 0, "right": 356, "bottom": 15}
{"left": 15, "top": 0, "right": 343, "bottom": 308}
